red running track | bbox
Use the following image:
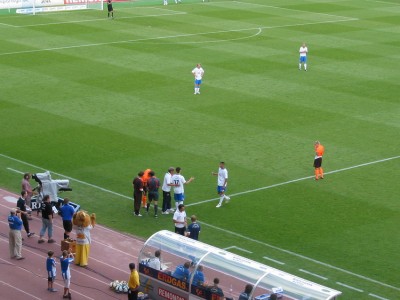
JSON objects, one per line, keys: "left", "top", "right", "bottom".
{"left": 0, "top": 188, "right": 145, "bottom": 300}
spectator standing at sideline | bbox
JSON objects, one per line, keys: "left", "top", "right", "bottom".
{"left": 16, "top": 190, "right": 35, "bottom": 238}
{"left": 21, "top": 173, "right": 33, "bottom": 211}
{"left": 128, "top": 262, "right": 140, "bottom": 300}
{"left": 171, "top": 167, "right": 194, "bottom": 210}
{"left": 38, "top": 195, "right": 55, "bottom": 244}
{"left": 161, "top": 167, "right": 175, "bottom": 214}
{"left": 132, "top": 171, "right": 144, "bottom": 217}
{"left": 212, "top": 161, "right": 230, "bottom": 208}
{"left": 186, "top": 215, "right": 201, "bottom": 240}
{"left": 173, "top": 204, "right": 187, "bottom": 236}
{"left": 60, "top": 198, "right": 75, "bottom": 240}
{"left": 8, "top": 208, "right": 24, "bottom": 260}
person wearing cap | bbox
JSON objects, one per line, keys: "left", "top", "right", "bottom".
{"left": 161, "top": 167, "right": 176, "bottom": 214}
{"left": 8, "top": 208, "right": 24, "bottom": 260}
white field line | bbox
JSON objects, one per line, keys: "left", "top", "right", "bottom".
{"left": 366, "top": 0, "right": 400, "bottom": 5}
{"left": 199, "top": 220, "right": 400, "bottom": 292}
{"left": 232, "top": 0, "right": 357, "bottom": 20}
{"left": 2, "top": 152, "right": 400, "bottom": 291}
{"left": 369, "top": 293, "right": 390, "bottom": 300}
{"left": 0, "top": 18, "right": 357, "bottom": 57}
{"left": 14, "top": 11, "right": 186, "bottom": 28}
{"left": 188, "top": 155, "right": 400, "bottom": 207}
{"left": 336, "top": 281, "right": 364, "bottom": 292}
{"left": 263, "top": 256, "right": 285, "bottom": 265}
{"left": 299, "top": 269, "right": 328, "bottom": 280}
{"left": 224, "top": 246, "right": 252, "bottom": 253}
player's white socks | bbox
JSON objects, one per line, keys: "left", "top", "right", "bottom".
{"left": 218, "top": 196, "right": 224, "bottom": 206}
{"left": 164, "top": 0, "right": 168, "bottom": 5}
{"left": 304, "top": 63, "right": 307, "bottom": 71}
{"left": 299, "top": 63, "right": 302, "bottom": 70}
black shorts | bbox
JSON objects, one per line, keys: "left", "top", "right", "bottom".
{"left": 314, "top": 157, "right": 322, "bottom": 168}
{"left": 107, "top": 4, "right": 113, "bottom": 12}
{"left": 63, "top": 220, "right": 73, "bottom": 232}
{"left": 175, "top": 226, "right": 186, "bottom": 236}
{"left": 148, "top": 191, "right": 159, "bottom": 202}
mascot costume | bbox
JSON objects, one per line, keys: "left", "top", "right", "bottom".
{"left": 72, "top": 211, "right": 96, "bottom": 267}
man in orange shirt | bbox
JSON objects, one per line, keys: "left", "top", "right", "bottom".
{"left": 313, "top": 141, "right": 325, "bottom": 180}
{"left": 142, "top": 169, "right": 152, "bottom": 208}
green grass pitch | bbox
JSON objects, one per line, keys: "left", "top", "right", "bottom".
{"left": 0, "top": 0, "right": 399, "bottom": 299}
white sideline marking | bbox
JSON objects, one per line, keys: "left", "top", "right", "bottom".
{"left": 2, "top": 154, "right": 133, "bottom": 201}
{"left": 299, "top": 269, "right": 327, "bottom": 280}
{"left": 188, "top": 155, "right": 400, "bottom": 207}
{"left": 2, "top": 152, "right": 400, "bottom": 292}
{"left": 14, "top": 11, "right": 186, "bottom": 28}
{"left": 200, "top": 220, "right": 400, "bottom": 292}
{"left": 263, "top": 256, "right": 285, "bottom": 265}
{"left": 336, "top": 282, "right": 364, "bottom": 292}
{"left": 367, "top": 0, "right": 400, "bottom": 5}
{"left": 369, "top": 293, "right": 390, "bottom": 300}
{"left": 7, "top": 167, "right": 24, "bottom": 174}
{"left": 0, "top": 18, "right": 357, "bottom": 57}
{"left": 224, "top": 246, "right": 252, "bottom": 253}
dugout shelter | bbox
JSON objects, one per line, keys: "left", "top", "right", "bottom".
{"left": 138, "top": 230, "right": 341, "bottom": 300}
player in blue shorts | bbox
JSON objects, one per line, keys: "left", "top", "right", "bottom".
{"left": 192, "top": 64, "right": 205, "bottom": 95}
{"left": 299, "top": 42, "right": 308, "bottom": 71}
{"left": 46, "top": 250, "right": 57, "bottom": 292}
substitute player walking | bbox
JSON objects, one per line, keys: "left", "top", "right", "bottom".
{"left": 212, "top": 161, "right": 230, "bottom": 208}
{"left": 314, "top": 141, "right": 325, "bottom": 180}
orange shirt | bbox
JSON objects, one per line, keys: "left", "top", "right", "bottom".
{"left": 142, "top": 169, "right": 152, "bottom": 186}
{"left": 315, "top": 144, "right": 325, "bottom": 157}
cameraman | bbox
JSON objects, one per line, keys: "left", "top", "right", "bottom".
{"left": 8, "top": 208, "right": 24, "bottom": 260}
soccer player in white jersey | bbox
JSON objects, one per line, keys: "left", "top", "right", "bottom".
{"left": 171, "top": 167, "right": 194, "bottom": 210}
{"left": 192, "top": 63, "right": 205, "bottom": 95}
{"left": 299, "top": 42, "right": 308, "bottom": 71}
{"left": 163, "top": 0, "right": 168, "bottom": 5}
{"left": 212, "top": 161, "right": 230, "bottom": 208}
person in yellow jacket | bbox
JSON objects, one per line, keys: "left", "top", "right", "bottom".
{"left": 128, "top": 262, "right": 140, "bottom": 300}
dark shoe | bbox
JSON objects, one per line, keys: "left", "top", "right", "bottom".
{"left": 63, "top": 295, "right": 69, "bottom": 299}
{"left": 38, "top": 239, "right": 45, "bottom": 244}
{"left": 16, "top": 257, "right": 25, "bottom": 260}
{"left": 48, "top": 239, "right": 56, "bottom": 243}
{"left": 28, "top": 232, "right": 35, "bottom": 237}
